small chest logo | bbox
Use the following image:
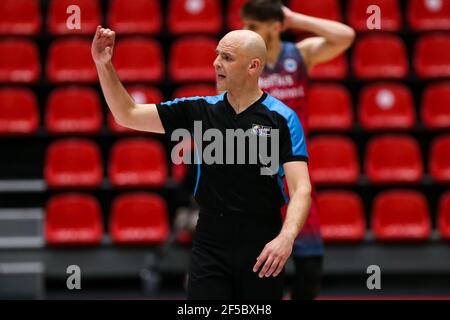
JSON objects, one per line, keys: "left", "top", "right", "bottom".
{"left": 284, "top": 58, "right": 298, "bottom": 73}
{"left": 252, "top": 124, "right": 272, "bottom": 137}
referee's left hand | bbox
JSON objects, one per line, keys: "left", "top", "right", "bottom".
{"left": 253, "top": 235, "right": 294, "bottom": 278}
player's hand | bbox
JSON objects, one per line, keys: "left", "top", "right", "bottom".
{"left": 253, "top": 235, "right": 294, "bottom": 278}
{"left": 281, "top": 6, "right": 295, "bottom": 31}
{"left": 92, "top": 25, "right": 115, "bottom": 65}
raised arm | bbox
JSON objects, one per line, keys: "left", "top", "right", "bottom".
{"left": 282, "top": 6, "right": 355, "bottom": 72}
{"left": 91, "top": 26, "right": 165, "bottom": 133}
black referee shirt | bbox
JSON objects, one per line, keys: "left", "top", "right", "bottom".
{"left": 156, "top": 92, "right": 308, "bottom": 215}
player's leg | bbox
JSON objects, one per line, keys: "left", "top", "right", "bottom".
{"left": 291, "top": 255, "right": 323, "bottom": 300}
{"left": 290, "top": 188, "right": 324, "bottom": 300}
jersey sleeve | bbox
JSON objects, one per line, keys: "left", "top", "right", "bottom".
{"left": 279, "top": 111, "right": 308, "bottom": 164}
{"left": 156, "top": 97, "right": 204, "bottom": 135}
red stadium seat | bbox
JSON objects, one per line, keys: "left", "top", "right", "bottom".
{"left": 227, "top": 0, "right": 246, "bottom": 30}
{"left": 438, "top": 192, "right": 450, "bottom": 240}
{"left": 414, "top": 34, "right": 450, "bottom": 79}
{"left": 353, "top": 35, "right": 408, "bottom": 79}
{"left": 108, "top": 86, "right": 163, "bottom": 134}
{"left": 308, "top": 84, "right": 353, "bottom": 132}
{"left": 170, "top": 138, "right": 194, "bottom": 184}
{"left": 309, "top": 54, "right": 348, "bottom": 80}
{"left": 169, "top": 37, "right": 217, "bottom": 82}
{"left": 108, "top": 0, "right": 162, "bottom": 34}
{"left": 45, "top": 139, "right": 103, "bottom": 188}
{"left": 172, "top": 163, "right": 189, "bottom": 185}
{"left": 429, "top": 135, "right": 450, "bottom": 182}
{"left": 46, "top": 86, "right": 102, "bottom": 134}
{"left": 168, "top": 0, "right": 222, "bottom": 35}
{"left": 289, "top": 0, "right": 342, "bottom": 21}
{"left": 309, "top": 136, "right": 359, "bottom": 185}
{"left": 0, "top": 87, "right": 39, "bottom": 135}
{"left": 109, "top": 138, "right": 168, "bottom": 188}
{"left": 372, "top": 190, "right": 431, "bottom": 241}
{"left": 348, "top": 0, "right": 402, "bottom": 32}
{"left": 110, "top": 193, "right": 169, "bottom": 244}
{"left": 0, "top": 0, "right": 41, "bottom": 35}
{"left": 173, "top": 84, "right": 217, "bottom": 99}
{"left": 125, "top": 86, "right": 164, "bottom": 104}
{"left": 408, "top": 0, "right": 450, "bottom": 31}
{"left": 318, "top": 191, "right": 366, "bottom": 242}
{"left": 113, "top": 38, "right": 163, "bottom": 82}
{"left": 48, "top": 0, "right": 101, "bottom": 35}
{"left": 47, "top": 38, "right": 96, "bottom": 83}
{"left": 0, "top": 39, "right": 40, "bottom": 83}
{"left": 45, "top": 193, "right": 103, "bottom": 245}
{"left": 365, "top": 135, "right": 423, "bottom": 184}
{"left": 422, "top": 82, "right": 450, "bottom": 129}
{"left": 359, "top": 83, "right": 416, "bottom": 131}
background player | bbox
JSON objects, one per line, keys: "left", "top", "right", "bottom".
{"left": 241, "top": 0, "right": 355, "bottom": 300}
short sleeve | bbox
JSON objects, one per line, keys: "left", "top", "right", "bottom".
{"left": 156, "top": 97, "right": 204, "bottom": 135}
{"left": 279, "top": 111, "right": 308, "bottom": 164}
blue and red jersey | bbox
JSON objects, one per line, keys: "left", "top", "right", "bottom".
{"left": 259, "top": 42, "right": 324, "bottom": 256}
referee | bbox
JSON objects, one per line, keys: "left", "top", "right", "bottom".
{"left": 92, "top": 27, "right": 312, "bottom": 300}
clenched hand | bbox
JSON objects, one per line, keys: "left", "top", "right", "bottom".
{"left": 91, "top": 25, "right": 115, "bottom": 65}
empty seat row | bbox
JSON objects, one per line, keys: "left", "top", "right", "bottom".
{"left": 319, "top": 190, "right": 450, "bottom": 242}
{"left": 0, "top": 37, "right": 218, "bottom": 83}
{"left": 45, "top": 138, "right": 168, "bottom": 188}
{"left": 2, "top": 0, "right": 449, "bottom": 36}
{"left": 44, "top": 189, "right": 450, "bottom": 245}
{"left": 287, "top": 0, "right": 450, "bottom": 32}
{"left": 308, "top": 82, "right": 450, "bottom": 132}
{"left": 3, "top": 34, "right": 450, "bottom": 84}
{"left": 353, "top": 33, "right": 450, "bottom": 80}
{"left": 46, "top": 37, "right": 164, "bottom": 83}
{"left": 310, "top": 33, "right": 450, "bottom": 80}
{"left": 39, "top": 134, "right": 450, "bottom": 188}
{"left": 0, "top": 0, "right": 222, "bottom": 36}
{"left": 347, "top": 0, "right": 450, "bottom": 32}
{"left": 0, "top": 0, "right": 217, "bottom": 36}
{"left": 309, "top": 81, "right": 450, "bottom": 131}
{"left": 1, "top": 82, "right": 449, "bottom": 135}
{"left": 309, "top": 135, "right": 450, "bottom": 184}
{"left": 0, "top": 85, "right": 218, "bottom": 135}
{"left": 45, "top": 192, "right": 169, "bottom": 245}
{"left": 1, "top": 83, "right": 449, "bottom": 135}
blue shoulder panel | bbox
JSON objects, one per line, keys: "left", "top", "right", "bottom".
{"left": 159, "top": 93, "right": 225, "bottom": 107}
{"left": 261, "top": 94, "right": 308, "bottom": 158}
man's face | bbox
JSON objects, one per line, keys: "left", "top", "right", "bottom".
{"left": 242, "top": 19, "right": 280, "bottom": 46}
{"left": 213, "top": 38, "right": 249, "bottom": 92}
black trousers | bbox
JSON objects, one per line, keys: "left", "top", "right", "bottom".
{"left": 291, "top": 255, "right": 323, "bottom": 300}
{"left": 187, "top": 210, "right": 284, "bottom": 300}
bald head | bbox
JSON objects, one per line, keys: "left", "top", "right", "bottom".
{"left": 220, "top": 30, "right": 267, "bottom": 67}
{"left": 214, "top": 30, "right": 268, "bottom": 92}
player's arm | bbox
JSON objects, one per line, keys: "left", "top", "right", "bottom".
{"left": 92, "top": 26, "right": 165, "bottom": 134}
{"left": 282, "top": 6, "right": 355, "bottom": 71}
{"left": 253, "top": 161, "right": 311, "bottom": 278}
